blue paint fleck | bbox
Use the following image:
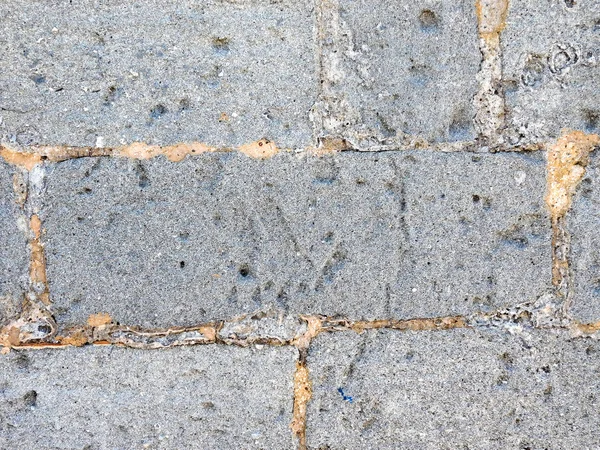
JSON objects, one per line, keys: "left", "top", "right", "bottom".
{"left": 337, "top": 387, "right": 353, "bottom": 403}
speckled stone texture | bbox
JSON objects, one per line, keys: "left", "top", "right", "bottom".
{"left": 0, "top": 160, "right": 28, "bottom": 325}
{"left": 0, "top": 345, "right": 296, "bottom": 449}
{"left": 307, "top": 328, "right": 600, "bottom": 449}
{"left": 0, "top": 0, "right": 317, "bottom": 149}
{"left": 322, "top": 0, "right": 479, "bottom": 145}
{"left": 40, "top": 150, "right": 550, "bottom": 328}
{"left": 569, "top": 150, "right": 600, "bottom": 322}
{"left": 502, "top": 0, "right": 600, "bottom": 145}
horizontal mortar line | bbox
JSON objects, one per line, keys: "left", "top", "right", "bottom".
{"left": 2, "top": 311, "right": 598, "bottom": 352}
{"left": 0, "top": 140, "right": 547, "bottom": 169}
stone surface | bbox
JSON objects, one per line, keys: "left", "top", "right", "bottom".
{"left": 307, "top": 328, "right": 600, "bottom": 449}
{"left": 569, "top": 150, "right": 600, "bottom": 322}
{"left": 41, "top": 150, "right": 550, "bottom": 328}
{"left": 0, "top": 0, "right": 316, "bottom": 149}
{"left": 0, "top": 344, "right": 295, "bottom": 448}
{"left": 322, "top": 0, "right": 479, "bottom": 145}
{"left": 502, "top": 0, "right": 600, "bottom": 144}
{"left": 0, "top": 160, "right": 28, "bottom": 325}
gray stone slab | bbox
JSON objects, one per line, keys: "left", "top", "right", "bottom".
{"left": 569, "top": 151, "right": 600, "bottom": 322}
{"left": 502, "top": 0, "right": 600, "bottom": 144}
{"left": 0, "top": 0, "right": 316, "bottom": 149}
{"left": 0, "top": 344, "right": 295, "bottom": 449}
{"left": 307, "top": 328, "right": 600, "bottom": 449}
{"left": 327, "top": 0, "right": 479, "bottom": 144}
{"left": 41, "top": 150, "right": 550, "bottom": 327}
{"left": 0, "top": 160, "right": 28, "bottom": 325}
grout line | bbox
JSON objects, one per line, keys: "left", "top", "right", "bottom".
{"left": 0, "top": 140, "right": 547, "bottom": 172}
{"left": 546, "top": 131, "right": 600, "bottom": 317}
{"left": 474, "top": 0, "right": 509, "bottom": 147}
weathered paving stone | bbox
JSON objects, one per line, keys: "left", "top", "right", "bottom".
{"left": 0, "top": 345, "right": 295, "bottom": 448}
{"left": 502, "top": 0, "right": 600, "bottom": 144}
{"left": 307, "top": 329, "right": 600, "bottom": 449}
{"left": 569, "top": 150, "right": 600, "bottom": 322}
{"left": 324, "top": 0, "right": 479, "bottom": 144}
{"left": 0, "top": 160, "right": 28, "bottom": 325}
{"left": 41, "top": 150, "right": 550, "bottom": 327}
{"left": 0, "top": 0, "right": 316, "bottom": 149}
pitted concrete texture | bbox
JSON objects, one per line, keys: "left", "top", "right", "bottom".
{"left": 502, "top": 0, "right": 600, "bottom": 145}
{"left": 323, "top": 0, "right": 479, "bottom": 145}
{"left": 0, "top": 345, "right": 295, "bottom": 449}
{"left": 0, "top": 0, "right": 316, "bottom": 149}
{"left": 307, "top": 329, "right": 600, "bottom": 449}
{"left": 41, "top": 150, "right": 550, "bottom": 328}
{"left": 0, "top": 160, "right": 28, "bottom": 325}
{"left": 569, "top": 150, "right": 600, "bottom": 322}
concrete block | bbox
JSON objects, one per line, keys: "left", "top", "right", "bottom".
{"left": 0, "top": 344, "right": 295, "bottom": 448}
{"left": 0, "top": 160, "right": 28, "bottom": 324}
{"left": 307, "top": 328, "right": 600, "bottom": 449}
{"left": 324, "top": 0, "right": 479, "bottom": 144}
{"left": 569, "top": 150, "right": 600, "bottom": 322}
{"left": 41, "top": 150, "right": 550, "bottom": 327}
{"left": 502, "top": 0, "right": 600, "bottom": 144}
{"left": 0, "top": 0, "right": 316, "bottom": 149}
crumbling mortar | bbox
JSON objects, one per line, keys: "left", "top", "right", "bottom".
{"left": 0, "top": 162, "right": 56, "bottom": 351}
{"left": 546, "top": 131, "right": 600, "bottom": 319}
{"left": 0, "top": 141, "right": 548, "bottom": 171}
{"left": 474, "top": 0, "right": 509, "bottom": 148}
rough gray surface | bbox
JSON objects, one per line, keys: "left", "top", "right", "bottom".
{"left": 569, "top": 151, "right": 600, "bottom": 322}
{"left": 0, "top": 0, "right": 316, "bottom": 149}
{"left": 502, "top": 0, "right": 600, "bottom": 145}
{"left": 0, "top": 345, "right": 295, "bottom": 449}
{"left": 323, "top": 0, "right": 479, "bottom": 145}
{"left": 41, "top": 150, "right": 550, "bottom": 327}
{"left": 0, "top": 160, "right": 28, "bottom": 325}
{"left": 307, "top": 328, "right": 600, "bottom": 449}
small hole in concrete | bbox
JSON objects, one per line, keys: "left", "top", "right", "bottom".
{"left": 150, "top": 104, "right": 167, "bottom": 119}
{"left": 23, "top": 390, "right": 37, "bottom": 407}
{"left": 419, "top": 9, "right": 439, "bottom": 31}
{"left": 38, "top": 325, "right": 51, "bottom": 334}
{"left": 239, "top": 265, "right": 250, "bottom": 277}
{"left": 212, "top": 37, "right": 231, "bottom": 55}
{"left": 180, "top": 261, "right": 185, "bottom": 269}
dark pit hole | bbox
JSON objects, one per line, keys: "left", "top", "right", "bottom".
{"left": 239, "top": 264, "right": 250, "bottom": 277}
{"left": 38, "top": 325, "right": 52, "bottom": 334}
{"left": 583, "top": 109, "right": 600, "bottom": 133}
{"left": 31, "top": 75, "right": 46, "bottom": 85}
{"left": 212, "top": 37, "right": 231, "bottom": 55}
{"left": 23, "top": 390, "right": 37, "bottom": 407}
{"left": 472, "top": 194, "right": 481, "bottom": 203}
{"left": 150, "top": 104, "right": 167, "bottom": 119}
{"left": 419, "top": 9, "right": 439, "bottom": 31}
{"left": 564, "top": 0, "right": 575, "bottom": 7}
{"left": 179, "top": 97, "right": 191, "bottom": 111}
{"left": 180, "top": 261, "right": 185, "bottom": 269}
